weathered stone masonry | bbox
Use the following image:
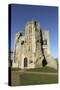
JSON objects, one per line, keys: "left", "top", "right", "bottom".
{"left": 12, "top": 20, "right": 57, "bottom": 69}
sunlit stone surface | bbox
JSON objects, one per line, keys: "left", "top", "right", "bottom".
{"left": 12, "top": 20, "right": 57, "bottom": 70}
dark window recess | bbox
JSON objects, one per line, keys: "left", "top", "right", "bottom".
{"left": 42, "top": 57, "right": 47, "bottom": 67}
{"left": 30, "top": 60, "right": 33, "bottom": 63}
{"left": 21, "top": 41, "right": 24, "bottom": 45}
{"left": 43, "top": 40, "right": 47, "bottom": 45}
{"left": 34, "top": 21, "right": 38, "bottom": 32}
{"left": 20, "top": 33, "right": 22, "bottom": 36}
{"left": 40, "top": 40, "right": 43, "bottom": 45}
{"left": 34, "top": 21, "right": 37, "bottom": 26}
{"left": 24, "top": 57, "right": 27, "bottom": 67}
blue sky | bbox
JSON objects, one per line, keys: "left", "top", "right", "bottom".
{"left": 10, "top": 4, "right": 58, "bottom": 58}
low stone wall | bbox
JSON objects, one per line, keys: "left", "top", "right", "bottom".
{"left": 11, "top": 70, "right": 21, "bottom": 86}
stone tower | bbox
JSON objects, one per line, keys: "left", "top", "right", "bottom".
{"left": 24, "top": 21, "right": 44, "bottom": 68}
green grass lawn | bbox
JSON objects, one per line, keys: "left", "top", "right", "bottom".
{"left": 11, "top": 67, "right": 58, "bottom": 86}
{"left": 20, "top": 73, "right": 58, "bottom": 85}
{"left": 11, "top": 66, "right": 57, "bottom": 72}
{"left": 27, "top": 66, "right": 58, "bottom": 73}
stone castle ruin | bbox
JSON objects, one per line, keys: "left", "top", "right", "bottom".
{"left": 12, "top": 20, "right": 57, "bottom": 69}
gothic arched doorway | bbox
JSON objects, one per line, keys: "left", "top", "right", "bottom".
{"left": 24, "top": 57, "right": 28, "bottom": 67}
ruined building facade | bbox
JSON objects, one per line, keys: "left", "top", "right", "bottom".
{"left": 12, "top": 21, "right": 57, "bottom": 69}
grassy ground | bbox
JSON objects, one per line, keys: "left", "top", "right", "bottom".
{"left": 20, "top": 73, "right": 58, "bottom": 85}
{"left": 11, "top": 66, "right": 57, "bottom": 72}
{"left": 11, "top": 67, "right": 58, "bottom": 86}
{"left": 27, "top": 67, "right": 57, "bottom": 73}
